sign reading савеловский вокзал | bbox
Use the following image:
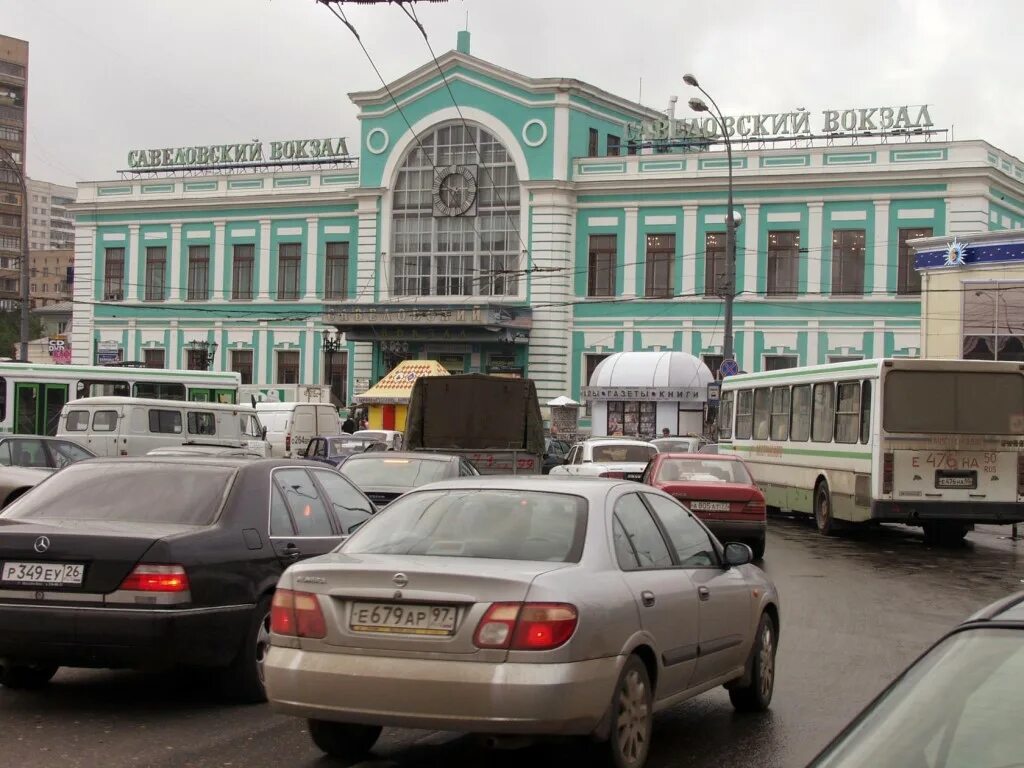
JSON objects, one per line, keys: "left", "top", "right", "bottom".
{"left": 125, "top": 137, "right": 351, "bottom": 170}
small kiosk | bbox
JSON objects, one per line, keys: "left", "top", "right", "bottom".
{"left": 355, "top": 359, "right": 449, "bottom": 432}
{"left": 581, "top": 351, "right": 713, "bottom": 439}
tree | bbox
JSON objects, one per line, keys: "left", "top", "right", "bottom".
{"left": 0, "top": 310, "right": 45, "bottom": 359}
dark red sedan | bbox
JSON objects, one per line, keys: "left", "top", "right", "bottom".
{"left": 643, "top": 453, "right": 767, "bottom": 559}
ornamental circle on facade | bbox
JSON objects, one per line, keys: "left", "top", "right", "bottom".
{"left": 521, "top": 119, "right": 548, "bottom": 147}
{"left": 366, "top": 127, "right": 390, "bottom": 155}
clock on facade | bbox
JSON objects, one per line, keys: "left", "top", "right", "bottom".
{"left": 431, "top": 164, "right": 478, "bottom": 217}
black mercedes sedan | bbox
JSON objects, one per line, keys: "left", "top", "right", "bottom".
{"left": 0, "top": 457, "right": 375, "bottom": 701}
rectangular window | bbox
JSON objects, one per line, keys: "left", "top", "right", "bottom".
{"left": 702, "top": 354, "right": 724, "bottom": 379}
{"left": 104, "top": 248, "right": 124, "bottom": 300}
{"left": 148, "top": 409, "right": 183, "bottom": 434}
{"left": 753, "top": 388, "right": 771, "bottom": 440}
{"left": 764, "top": 355, "right": 798, "bottom": 371}
{"left": 277, "top": 350, "right": 300, "bottom": 384}
{"left": 277, "top": 243, "right": 301, "bottom": 300}
{"left": 831, "top": 229, "right": 866, "bottom": 296}
{"left": 770, "top": 387, "right": 791, "bottom": 441}
{"left": 144, "top": 247, "right": 166, "bottom": 301}
{"left": 812, "top": 382, "right": 836, "bottom": 443}
{"left": 588, "top": 234, "right": 616, "bottom": 297}
{"left": 828, "top": 355, "right": 863, "bottom": 363}
{"left": 835, "top": 381, "right": 861, "bottom": 444}
{"left": 324, "top": 241, "right": 349, "bottom": 300}
{"left": 231, "top": 350, "right": 253, "bottom": 385}
{"left": 790, "top": 384, "right": 811, "bottom": 441}
{"left": 735, "top": 390, "right": 753, "bottom": 439}
{"left": 187, "top": 411, "right": 216, "bottom": 436}
{"left": 766, "top": 230, "right": 800, "bottom": 296}
{"left": 143, "top": 349, "right": 165, "bottom": 369}
{"left": 704, "top": 232, "right": 727, "bottom": 297}
{"left": 718, "top": 390, "right": 734, "bottom": 439}
{"left": 186, "top": 349, "right": 207, "bottom": 371}
{"left": 860, "top": 380, "right": 872, "bottom": 444}
{"left": 392, "top": 254, "right": 431, "bottom": 297}
{"left": 883, "top": 370, "right": 1024, "bottom": 435}
{"left": 606, "top": 134, "right": 621, "bottom": 156}
{"left": 897, "top": 227, "right": 931, "bottom": 295}
{"left": 644, "top": 233, "right": 674, "bottom": 298}
{"left": 187, "top": 245, "right": 210, "bottom": 301}
{"left": 588, "top": 128, "right": 599, "bottom": 157}
{"left": 231, "top": 244, "right": 255, "bottom": 300}
{"left": 962, "top": 281, "right": 1024, "bottom": 361}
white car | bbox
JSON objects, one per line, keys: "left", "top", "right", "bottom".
{"left": 352, "top": 429, "right": 404, "bottom": 451}
{"left": 548, "top": 438, "right": 658, "bottom": 481}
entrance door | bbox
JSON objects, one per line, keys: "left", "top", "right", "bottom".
{"left": 43, "top": 385, "right": 68, "bottom": 436}
{"left": 382, "top": 404, "right": 396, "bottom": 430}
{"left": 14, "top": 383, "right": 40, "bottom": 435}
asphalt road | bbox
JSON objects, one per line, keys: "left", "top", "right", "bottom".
{"left": 2, "top": 518, "right": 1022, "bottom": 768}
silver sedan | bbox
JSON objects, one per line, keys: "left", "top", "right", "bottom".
{"left": 265, "top": 477, "right": 780, "bottom": 768}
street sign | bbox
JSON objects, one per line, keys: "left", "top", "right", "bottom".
{"left": 706, "top": 382, "right": 721, "bottom": 403}
{"left": 97, "top": 340, "right": 121, "bottom": 365}
{"left": 719, "top": 359, "right": 740, "bottom": 378}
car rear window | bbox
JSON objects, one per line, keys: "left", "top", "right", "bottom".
{"left": 340, "top": 456, "right": 452, "bottom": 488}
{"left": 344, "top": 489, "right": 588, "bottom": 562}
{"left": 0, "top": 462, "right": 235, "bottom": 525}
{"left": 656, "top": 459, "right": 751, "bottom": 484}
{"left": 592, "top": 444, "right": 657, "bottom": 463}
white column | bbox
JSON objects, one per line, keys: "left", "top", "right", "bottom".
{"left": 355, "top": 193, "right": 380, "bottom": 303}
{"left": 255, "top": 323, "right": 268, "bottom": 383}
{"left": 807, "top": 202, "right": 823, "bottom": 294}
{"left": 304, "top": 322, "right": 316, "bottom": 383}
{"left": 622, "top": 320, "right": 635, "bottom": 351}
{"left": 873, "top": 319, "right": 885, "bottom": 360}
{"left": 213, "top": 221, "right": 226, "bottom": 300}
{"left": 169, "top": 223, "right": 182, "bottom": 301}
{"left": 806, "top": 320, "right": 820, "bottom": 365}
{"left": 742, "top": 203, "right": 760, "bottom": 296}
{"left": 682, "top": 204, "right": 697, "bottom": 297}
{"left": 168, "top": 320, "right": 179, "bottom": 369}
{"left": 71, "top": 224, "right": 96, "bottom": 364}
{"left": 127, "top": 224, "right": 141, "bottom": 301}
{"left": 873, "top": 200, "right": 890, "bottom": 295}
{"left": 304, "top": 217, "right": 319, "bottom": 300}
{"left": 126, "top": 320, "right": 137, "bottom": 363}
{"left": 622, "top": 206, "right": 638, "bottom": 297}
{"left": 258, "top": 218, "right": 272, "bottom": 300}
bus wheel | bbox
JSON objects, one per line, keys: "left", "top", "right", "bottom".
{"left": 814, "top": 481, "right": 836, "bottom": 536}
{"left": 923, "top": 522, "right": 968, "bottom": 547}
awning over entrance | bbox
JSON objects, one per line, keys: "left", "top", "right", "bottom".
{"left": 324, "top": 304, "right": 532, "bottom": 344}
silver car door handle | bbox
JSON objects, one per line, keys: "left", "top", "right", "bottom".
{"left": 698, "top": 586, "right": 710, "bottom": 601}
{"left": 641, "top": 591, "right": 656, "bottom": 607}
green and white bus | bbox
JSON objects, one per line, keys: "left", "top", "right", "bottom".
{"left": 718, "top": 358, "right": 1024, "bottom": 545}
{"left": 0, "top": 362, "right": 240, "bottom": 437}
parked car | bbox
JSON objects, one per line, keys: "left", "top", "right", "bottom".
{"left": 807, "top": 590, "right": 1024, "bottom": 767}
{"left": 338, "top": 452, "right": 478, "bottom": 508}
{"left": 643, "top": 453, "right": 767, "bottom": 560}
{"left": 548, "top": 437, "right": 657, "bottom": 480}
{"left": 256, "top": 402, "right": 341, "bottom": 458}
{"left": 301, "top": 435, "right": 388, "bottom": 467}
{"left": 0, "top": 436, "right": 96, "bottom": 470}
{"left": 543, "top": 436, "right": 571, "bottom": 474}
{"left": 265, "top": 477, "right": 779, "bottom": 768}
{"left": 651, "top": 436, "right": 705, "bottom": 454}
{"left": 0, "top": 457, "right": 376, "bottom": 700}
{"left": 352, "top": 429, "right": 404, "bottom": 451}
{"left": 146, "top": 444, "right": 264, "bottom": 458}
{"left": 0, "top": 465, "right": 52, "bottom": 507}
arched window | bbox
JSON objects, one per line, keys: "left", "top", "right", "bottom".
{"left": 391, "top": 123, "right": 520, "bottom": 297}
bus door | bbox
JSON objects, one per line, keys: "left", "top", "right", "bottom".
{"left": 14, "top": 383, "right": 68, "bottom": 435}
{"left": 188, "top": 388, "right": 212, "bottom": 402}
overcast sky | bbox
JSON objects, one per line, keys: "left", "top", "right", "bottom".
{"left": 5, "top": 0, "right": 1023, "bottom": 186}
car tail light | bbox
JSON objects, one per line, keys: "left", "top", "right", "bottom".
{"left": 1017, "top": 454, "right": 1024, "bottom": 496}
{"left": 285, "top": 433, "right": 291, "bottom": 454}
{"left": 271, "top": 588, "right": 326, "bottom": 638}
{"left": 599, "top": 471, "right": 626, "bottom": 479}
{"left": 473, "top": 602, "right": 578, "bottom": 651}
{"left": 744, "top": 499, "right": 766, "bottom": 518}
{"left": 119, "top": 564, "right": 189, "bottom": 592}
{"left": 883, "top": 452, "right": 894, "bottom": 494}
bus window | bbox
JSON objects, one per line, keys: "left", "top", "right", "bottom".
{"left": 735, "top": 390, "right": 753, "bottom": 439}
{"left": 812, "top": 382, "right": 836, "bottom": 443}
{"left": 835, "top": 382, "right": 860, "bottom": 444}
{"left": 187, "top": 411, "right": 216, "bottom": 436}
{"left": 860, "top": 381, "right": 872, "bottom": 444}
{"left": 134, "top": 382, "right": 186, "bottom": 401}
{"left": 770, "top": 387, "right": 791, "bottom": 441}
{"left": 188, "top": 389, "right": 212, "bottom": 402}
{"left": 77, "top": 380, "right": 130, "bottom": 398}
{"left": 753, "top": 389, "right": 771, "bottom": 440}
{"left": 884, "top": 370, "right": 1024, "bottom": 435}
{"left": 0, "top": 376, "right": 5, "bottom": 421}
{"left": 790, "top": 385, "right": 811, "bottom": 441}
{"left": 718, "top": 391, "right": 734, "bottom": 440}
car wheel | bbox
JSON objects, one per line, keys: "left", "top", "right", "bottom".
{"left": 601, "top": 654, "right": 653, "bottom": 768}
{"left": 729, "top": 611, "right": 776, "bottom": 712}
{"left": 923, "top": 521, "right": 969, "bottom": 547}
{"left": 220, "top": 597, "right": 271, "bottom": 703}
{"left": 748, "top": 537, "right": 766, "bottom": 561}
{"left": 0, "top": 661, "right": 59, "bottom": 689}
{"left": 814, "top": 481, "right": 836, "bottom": 536}
{"left": 308, "top": 719, "right": 382, "bottom": 760}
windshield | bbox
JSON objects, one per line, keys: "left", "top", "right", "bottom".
{"left": 344, "top": 489, "right": 588, "bottom": 562}
{"left": 884, "top": 370, "right": 1024, "bottom": 435}
{"left": 0, "top": 462, "right": 234, "bottom": 525}
{"left": 340, "top": 456, "right": 451, "bottom": 487}
{"left": 592, "top": 444, "right": 657, "bottom": 463}
{"left": 811, "top": 628, "right": 1024, "bottom": 768}
{"left": 656, "top": 459, "right": 751, "bottom": 484}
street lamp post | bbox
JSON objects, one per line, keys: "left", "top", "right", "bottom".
{"left": 322, "top": 330, "right": 343, "bottom": 404}
{"left": 185, "top": 339, "right": 219, "bottom": 370}
{"left": 0, "top": 147, "right": 30, "bottom": 361}
{"left": 684, "top": 74, "right": 739, "bottom": 365}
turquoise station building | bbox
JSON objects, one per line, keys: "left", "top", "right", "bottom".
{"left": 71, "top": 32, "right": 1024, "bottom": 429}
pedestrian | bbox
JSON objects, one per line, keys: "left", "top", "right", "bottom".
{"left": 662, "top": 427, "right": 671, "bottom": 437}
{"left": 359, "top": 417, "right": 368, "bottom": 431}
{"left": 341, "top": 413, "right": 356, "bottom": 434}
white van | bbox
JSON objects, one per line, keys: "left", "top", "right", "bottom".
{"left": 57, "top": 397, "right": 270, "bottom": 457}
{"left": 255, "top": 402, "right": 340, "bottom": 458}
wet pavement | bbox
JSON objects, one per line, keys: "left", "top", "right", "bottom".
{"left": 2, "top": 517, "right": 1022, "bottom": 768}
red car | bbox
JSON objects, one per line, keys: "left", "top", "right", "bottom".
{"left": 643, "top": 453, "right": 767, "bottom": 559}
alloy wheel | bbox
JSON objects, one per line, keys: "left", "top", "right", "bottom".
{"left": 758, "top": 621, "right": 775, "bottom": 700}
{"left": 255, "top": 611, "right": 271, "bottom": 685}
{"left": 616, "top": 668, "right": 650, "bottom": 766}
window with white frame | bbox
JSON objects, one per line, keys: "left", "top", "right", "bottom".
{"left": 962, "top": 281, "right": 1024, "bottom": 361}
{"left": 391, "top": 123, "right": 520, "bottom": 298}
{"left": 764, "top": 354, "right": 798, "bottom": 371}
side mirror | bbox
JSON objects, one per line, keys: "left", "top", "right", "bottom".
{"left": 261, "top": 427, "right": 268, "bottom": 440}
{"left": 723, "top": 542, "right": 753, "bottom": 568}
